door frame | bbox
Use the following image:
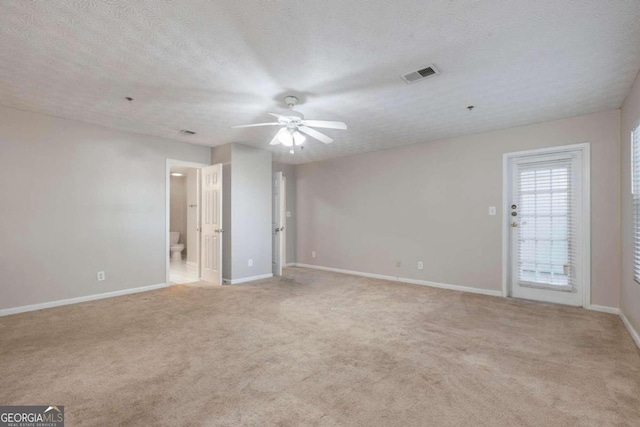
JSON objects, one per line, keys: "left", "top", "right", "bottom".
{"left": 501, "top": 143, "right": 591, "bottom": 307}
{"left": 165, "top": 159, "right": 210, "bottom": 285}
{"left": 282, "top": 176, "right": 287, "bottom": 267}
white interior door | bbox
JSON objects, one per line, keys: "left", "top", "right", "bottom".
{"left": 272, "top": 172, "right": 284, "bottom": 276}
{"left": 509, "top": 150, "right": 584, "bottom": 306}
{"left": 201, "top": 164, "right": 223, "bottom": 285}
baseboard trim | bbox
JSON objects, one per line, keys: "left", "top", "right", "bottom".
{"left": 225, "top": 273, "right": 273, "bottom": 285}
{"left": 186, "top": 261, "right": 198, "bottom": 267}
{"left": 293, "top": 263, "right": 503, "bottom": 297}
{"left": 398, "top": 276, "right": 504, "bottom": 297}
{"left": 620, "top": 312, "right": 640, "bottom": 350}
{"left": 586, "top": 305, "right": 621, "bottom": 315}
{"left": 284, "top": 263, "right": 296, "bottom": 267}
{"left": 0, "top": 283, "right": 169, "bottom": 317}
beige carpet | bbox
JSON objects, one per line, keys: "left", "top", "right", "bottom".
{"left": 1, "top": 267, "right": 639, "bottom": 426}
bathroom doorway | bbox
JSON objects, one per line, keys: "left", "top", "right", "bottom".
{"left": 166, "top": 159, "right": 209, "bottom": 285}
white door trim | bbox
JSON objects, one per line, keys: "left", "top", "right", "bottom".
{"left": 282, "top": 176, "right": 287, "bottom": 267}
{"left": 501, "top": 143, "right": 591, "bottom": 307}
{"left": 166, "top": 159, "right": 210, "bottom": 285}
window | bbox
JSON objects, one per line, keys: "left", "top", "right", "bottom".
{"left": 517, "top": 157, "right": 574, "bottom": 289}
{"left": 633, "top": 123, "right": 640, "bottom": 283}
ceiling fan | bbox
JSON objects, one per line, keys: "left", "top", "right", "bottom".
{"left": 231, "top": 96, "right": 347, "bottom": 153}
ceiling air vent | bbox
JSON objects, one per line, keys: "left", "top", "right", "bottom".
{"left": 401, "top": 64, "right": 439, "bottom": 84}
{"left": 180, "top": 129, "right": 196, "bottom": 135}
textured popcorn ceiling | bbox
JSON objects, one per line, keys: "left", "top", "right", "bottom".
{"left": 1, "top": 1, "right": 639, "bottom": 164}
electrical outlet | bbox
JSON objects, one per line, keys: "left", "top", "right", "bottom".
{"left": 396, "top": 260, "right": 401, "bottom": 268}
{"left": 418, "top": 261, "right": 424, "bottom": 270}
{"left": 248, "top": 259, "right": 253, "bottom": 267}
{"left": 97, "top": 271, "right": 106, "bottom": 281}
{"left": 312, "top": 251, "right": 316, "bottom": 258}
{"left": 488, "top": 206, "right": 497, "bottom": 216}
{"left": 286, "top": 211, "right": 291, "bottom": 218}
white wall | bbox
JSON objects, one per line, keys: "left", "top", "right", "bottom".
{"left": 295, "top": 110, "right": 621, "bottom": 308}
{"left": 211, "top": 143, "right": 232, "bottom": 280}
{"left": 0, "top": 107, "right": 211, "bottom": 310}
{"left": 211, "top": 143, "right": 272, "bottom": 281}
{"left": 621, "top": 70, "right": 640, "bottom": 335}
{"left": 170, "top": 175, "right": 188, "bottom": 255}
{"left": 230, "top": 144, "right": 272, "bottom": 280}
{"left": 273, "top": 161, "right": 296, "bottom": 265}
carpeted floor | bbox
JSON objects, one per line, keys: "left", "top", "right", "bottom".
{"left": 1, "top": 267, "right": 639, "bottom": 426}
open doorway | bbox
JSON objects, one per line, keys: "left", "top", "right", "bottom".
{"left": 166, "top": 159, "right": 209, "bottom": 285}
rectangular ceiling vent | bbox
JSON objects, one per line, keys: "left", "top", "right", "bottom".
{"left": 401, "top": 64, "right": 439, "bottom": 84}
{"left": 180, "top": 129, "right": 196, "bottom": 135}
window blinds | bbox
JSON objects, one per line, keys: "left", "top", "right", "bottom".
{"left": 517, "top": 158, "right": 575, "bottom": 290}
{"left": 633, "top": 124, "right": 640, "bottom": 283}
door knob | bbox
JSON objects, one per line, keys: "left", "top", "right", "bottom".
{"left": 511, "top": 222, "right": 518, "bottom": 228}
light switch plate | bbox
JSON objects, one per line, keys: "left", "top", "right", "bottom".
{"left": 248, "top": 259, "right": 253, "bottom": 267}
{"left": 97, "top": 271, "right": 106, "bottom": 281}
{"left": 489, "top": 206, "right": 497, "bottom": 216}
{"left": 286, "top": 211, "right": 291, "bottom": 218}
{"left": 312, "top": 251, "right": 316, "bottom": 258}
{"left": 418, "top": 261, "right": 424, "bottom": 270}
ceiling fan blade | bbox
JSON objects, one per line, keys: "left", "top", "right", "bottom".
{"left": 269, "top": 128, "right": 287, "bottom": 145}
{"left": 231, "top": 122, "right": 279, "bottom": 129}
{"left": 298, "top": 126, "right": 334, "bottom": 144}
{"left": 301, "top": 120, "right": 347, "bottom": 130}
{"left": 267, "top": 112, "right": 288, "bottom": 119}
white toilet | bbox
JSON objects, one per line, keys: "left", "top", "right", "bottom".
{"left": 170, "top": 232, "right": 185, "bottom": 262}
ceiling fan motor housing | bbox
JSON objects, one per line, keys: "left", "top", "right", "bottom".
{"left": 284, "top": 96, "right": 299, "bottom": 107}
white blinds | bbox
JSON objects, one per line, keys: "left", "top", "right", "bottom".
{"left": 633, "top": 124, "right": 640, "bottom": 283}
{"left": 517, "top": 157, "right": 575, "bottom": 289}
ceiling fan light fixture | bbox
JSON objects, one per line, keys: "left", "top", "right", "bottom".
{"left": 293, "top": 131, "right": 305, "bottom": 146}
{"left": 278, "top": 129, "right": 294, "bottom": 146}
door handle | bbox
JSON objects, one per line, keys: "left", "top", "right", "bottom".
{"left": 215, "top": 229, "right": 224, "bottom": 233}
{"left": 511, "top": 222, "right": 518, "bottom": 228}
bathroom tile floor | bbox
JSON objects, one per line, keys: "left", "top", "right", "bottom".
{"left": 169, "top": 260, "right": 199, "bottom": 284}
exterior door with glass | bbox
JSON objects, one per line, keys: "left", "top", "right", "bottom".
{"left": 509, "top": 150, "right": 584, "bottom": 306}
